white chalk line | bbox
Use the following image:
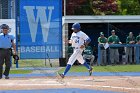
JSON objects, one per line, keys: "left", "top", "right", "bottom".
{"left": 0, "top": 77, "right": 140, "bottom": 83}
{"left": 16, "top": 77, "right": 138, "bottom": 81}
{"left": 0, "top": 80, "right": 140, "bottom": 91}
{"left": 1, "top": 76, "right": 139, "bottom": 82}
{"left": 68, "top": 82, "right": 140, "bottom": 91}
{"left": 0, "top": 77, "right": 140, "bottom": 91}
{"left": 0, "top": 83, "right": 64, "bottom": 86}
{"left": 27, "top": 76, "right": 140, "bottom": 81}
{"left": 0, "top": 76, "right": 139, "bottom": 83}
{"left": 71, "top": 76, "right": 140, "bottom": 81}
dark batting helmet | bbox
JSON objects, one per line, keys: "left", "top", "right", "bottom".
{"left": 1, "top": 24, "right": 9, "bottom": 29}
{"left": 0, "top": 24, "right": 11, "bottom": 33}
{"left": 71, "top": 22, "right": 81, "bottom": 30}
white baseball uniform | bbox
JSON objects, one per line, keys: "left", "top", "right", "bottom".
{"left": 67, "top": 31, "right": 90, "bottom": 65}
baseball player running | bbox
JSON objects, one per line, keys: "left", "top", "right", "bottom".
{"left": 58, "top": 23, "right": 93, "bottom": 78}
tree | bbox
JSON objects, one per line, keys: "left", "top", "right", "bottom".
{"left": 63, "top": 0, "right": 92, "bottom": 15}
{"left": 89, "top": 0, "right": 119, "bottom": 15}
{"left": 118, "top": 0, "right": 140, "bottom": 15}
{"left": 63, "top": 0, "right": 140, "bottom": 15}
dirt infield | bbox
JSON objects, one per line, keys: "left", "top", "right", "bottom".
{"left": 0, "top": 76, "right": 140, "bottom": 93}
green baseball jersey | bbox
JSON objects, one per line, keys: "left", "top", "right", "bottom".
{"left": 83, "top": 46, "right": 93, "bottom": 55}
{"left": 98, "top": 37, "right": 107, "bottom": 43}
{"left": 108, "top": 35, "right": 120, "bottom": 44}
{"left": 126, "top": 36, "right": 135, "bottom": 44}
{"left": 136, "top": 35, "right": 140, "bottom": 42}
{"left": 108, "top": 35, "right": 120, "bottom": 49}
{"left": 98, "top": 37, "right": 107, "bottom": 50}
{"left": 83, "top": 49, "right": 93, "bottom": 55}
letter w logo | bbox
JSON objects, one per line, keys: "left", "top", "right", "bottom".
{"left": 24, "top": 6, "right": 54, "bottom": 42}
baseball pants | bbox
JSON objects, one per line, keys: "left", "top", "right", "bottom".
{"left": 67, "top": 48, "right": 84, "bottom": 65}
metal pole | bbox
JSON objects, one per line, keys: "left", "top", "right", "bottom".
{"left": 64, "top": 0, "right": 66, "bottom": 16}
{"left": 15, "top": 0, "right": 19, "bottom": 68}
{"left": 107, "top": 23, "right": 110, "bottom": 37}
{"left": 136, "top": 46, "right": 140, "bottom": 64}
{"left": 98, "top": 45, "right": 101, "bottom": 66}
{"left": 45, "top": 44, "right": 47, "bottom": 66}
{"left": 10, "top": 0, "right": 15, "bottom": 19}
{"left": 8, "top": 0, "right": 11, "bottom": 18}
{"left": 0, "top": 4, "right": 2, "bottom": 18}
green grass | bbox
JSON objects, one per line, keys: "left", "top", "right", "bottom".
{"left": 10, "top": 70, "right": 32, "bottom": 74}
{"left": 59, "top": 65, "right": 140, "bottom": 73}
{"left": 8, "top": 64, "right": 140, "bottom": 74}
{"left": 11, "top": 59, "right": 59, "bottom": 68}
{"left": 12, "top": 59, "right": 48, "bottom": 68}
{"left": 10, "top": 59, "right": 58, "bottom": 74}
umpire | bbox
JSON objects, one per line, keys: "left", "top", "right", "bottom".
{"left": 0, "top": 24, "right": 17, "bottom": 79}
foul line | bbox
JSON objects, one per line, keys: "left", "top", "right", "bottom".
{"left": 0, "top": 77, "right": 140, "bottom": 91}
{"left": 0, "top": 81, "right": 139, "bottom": 91}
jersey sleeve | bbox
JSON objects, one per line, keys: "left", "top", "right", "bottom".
{"left": 98, "top": 37, "right": 101, "bottom": 43}
{"left": 82, "top": 32, "right": 90, "bottom": 41}
{"left": 70, "top": 32, "right": 74, "bottom": 40}
{"left": 105, "top": 37, "right": 107, "bottom": 43}
{"left": 133, "top": 36, "right": 136, "bottom": 42}
{"left": 126, "top": 36, "right": 129, "bottom": 44}
{"left": 108, "top": 36, "right": 112, "bottom": 43}
{"left": 117, "top": 36, "right": 120, "bottom": 42}
{"left": 69, "top": 33, "right": 74, "bottom": 44}
{"left": 10, "top": 35, "right": 16, "bottom": 43}
{"left": 136, "top": 36, "right": 139, "bottom": 42}
{"left": 12, "top": 35, "right": 15, "bottom": 40}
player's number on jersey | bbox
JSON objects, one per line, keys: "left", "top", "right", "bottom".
{"left": 75, "top": 39, "right": 79, "bottom": 43}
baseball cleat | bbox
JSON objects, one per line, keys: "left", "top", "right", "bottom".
{"left": 89, "top": 67, "right": 93, "bottom": 76}
{"left": 5, "top": 76, "right": 9, "bottom": 79}
{"left": 57, "top": 72, "right": 65, "bottom": 78}
{"left": 3, "top": 73, "right": 9, "bottom": 79}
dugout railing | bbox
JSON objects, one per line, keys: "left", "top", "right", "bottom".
{"left": 98, "top": 44, "right": 140, "bottom": 65}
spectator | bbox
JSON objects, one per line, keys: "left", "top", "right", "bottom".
{"left": 83, "top": 46, "right": 95, "bottom": 66}
{"left": 136, "top": 33, "right": 140, "bottom": 63}
{"left": 108, "top": 30, "right": 121, "bottom": 65}
{"left": 125, "top": 32, "right": 135, "bottom": 64}
{"left": 98, "top": 32, "right": 107, "bottom": 66}
{"left": 136, "top": 33, "right": 140, "bottom": 44}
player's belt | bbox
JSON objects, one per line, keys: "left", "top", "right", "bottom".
{"left": 73, "top": 47, "right": 79, "bottom": 49}
{"left": 0, "top": 48, "right": 11, "bottom": 50}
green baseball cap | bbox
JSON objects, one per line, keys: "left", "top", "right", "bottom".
{"left": 111, "top": 30, "right": 115, "bottom": 33}
{"left": 129, "top": 32, "right": 133, "bottom": 35}
{"left": 100, "top": 32, "right": 104, "bottom": 36}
